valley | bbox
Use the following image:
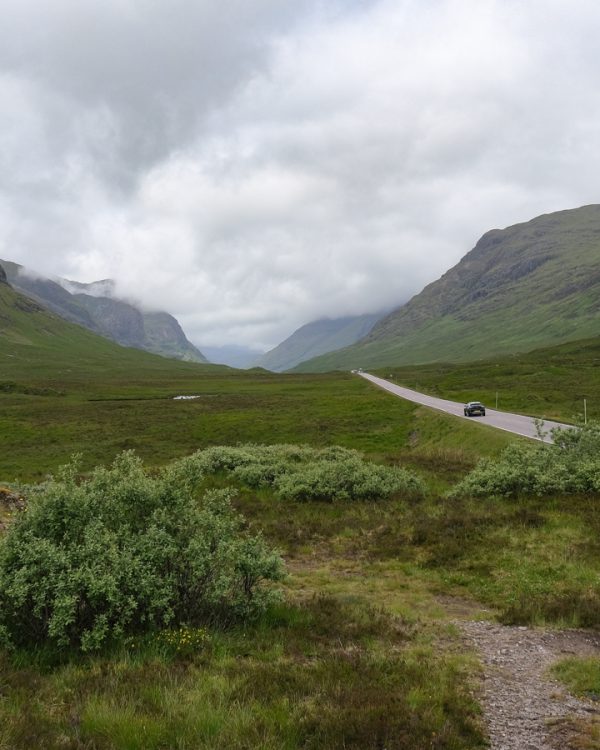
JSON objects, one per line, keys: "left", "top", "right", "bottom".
{"left": 1, "top": 207, "right": 600, "bottom": 749}
{"left": 4, "top": 1, "right": 600, "bottom": 745}
{"left": 2, "top": 315, "right": 600, "bottom": 748}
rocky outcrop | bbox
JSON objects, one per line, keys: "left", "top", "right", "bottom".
{"left": 0, "top": 260, "right": 208, "bottom": 363}
{"left": 0, "top": 264, "right": 8, "bottom": 285}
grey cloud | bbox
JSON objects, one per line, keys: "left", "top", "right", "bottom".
{"left": 2, "top": 0, "right": 600, "bottom": 349}
{"left": 0, "top": 0, "right": 310, "bottom": 187}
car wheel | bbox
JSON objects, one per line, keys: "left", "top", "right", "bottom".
{"left": 482, "top": 410, "right": 486, "bottom": 416}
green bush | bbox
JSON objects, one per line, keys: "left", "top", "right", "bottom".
{"left": 451, "top": 421, "right": 600, "bottom": 498}
{"left": 195, "top": 444, "right": 424, "bottom": 502}
{"left": 0, "top": 452, "right": 283, "bottom": 653}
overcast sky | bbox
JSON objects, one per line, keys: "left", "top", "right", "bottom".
{"left": 1, "top": 0, "right": 600, "bottom": 350}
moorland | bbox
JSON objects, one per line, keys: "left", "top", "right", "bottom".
{"left": 2, "top": 305, "right": 600, "bottom": 748}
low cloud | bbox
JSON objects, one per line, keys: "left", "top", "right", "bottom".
{"left": 1, "top": 0, "right": 600, "bottom": 348}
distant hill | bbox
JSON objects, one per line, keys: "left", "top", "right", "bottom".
{"left": 201, "top": 344, "right": 266, "bottom": 369}
{"left": 255, "top": 313, "right": 384, "bottom": 372}
{"left": 1, "top": 260, "right": 207, "bottom": 363}
{"left": 295, "top": 205, "right": 600, "bottom": 371}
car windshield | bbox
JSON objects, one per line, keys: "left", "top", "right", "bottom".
{"left": 468, "top": 402, "right": 483, "bottom": 407}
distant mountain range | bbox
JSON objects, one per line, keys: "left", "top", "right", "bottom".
{"left": 254, "top": 313, "right": 384, "bottom": 372}
{"left": 1, "top": 260, "right": 207, "bottom": 363}
{"left": 200, "top": 344, "right": 266, "bottom": 369}
{"left": 295, "top": 205, "right": 600, "bottom": 371}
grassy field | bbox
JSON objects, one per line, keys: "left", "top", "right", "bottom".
{"left": 3, "top": 461, "right": 600, "bottom": 749}
{"left": 378, "top": 334, "right": 600, "bottom": 424}
{"left": 0, "top": 360, "right": 517, "bottom": 483}
{"left": 2, "top": 307, "right": 600, "bottom": 748}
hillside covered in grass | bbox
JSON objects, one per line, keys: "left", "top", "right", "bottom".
{"left": 1, "top": 260, "right": 207, "bottom": 363}
{"left": 296, "top": 205, "right": 600, "bottom": 371}
{"left": 0, "top": 268, "right": 220, "bottom": 382}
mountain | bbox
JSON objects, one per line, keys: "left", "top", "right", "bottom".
{"left": 201, "top": 344, "right": 266, "bottom": 369}
{"left": 0, "top": 263, "right": 220, "bottom": 381}
{"left": 295, "top": 205, "right": 600, "bottom": 372}
{"left": 255, "top": 313, "right": 384, "bottom": 372}
{"left": 1, "top": 260, "right": 207, "bottom": 363}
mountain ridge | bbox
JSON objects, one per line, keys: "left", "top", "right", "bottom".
{"left": 294, "top": 205, "right": 600, "bottom": 371}
{"left": 0, "top": 262, "right": 223, "bottom": 383}
{"left": 255, "top": 312, "right": 384, "bottom": 372}
{"left": 1, "top": 260, "right": 207, "bottom": 364}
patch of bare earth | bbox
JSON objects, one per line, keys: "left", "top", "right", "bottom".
{"left": 459, "top": 620, "right": 600, "bottom": 750}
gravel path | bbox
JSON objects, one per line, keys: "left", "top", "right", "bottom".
{"left": 459, "top": 620, "right": 600, "bottom": 749}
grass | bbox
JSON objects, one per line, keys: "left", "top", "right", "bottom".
{"left": 550, "top": 658, "right": 600, "bottom": 750}
{"left": 0, "top": 596, "right": 485, "bottom": 750}
{"left": 552, "top": 657, "right": 600, "bottom": 700}
{"left": 379, "top": 334, "right": 600, "bottom": 424}
{"left": 0, "top": 362, "right": 520, "bottom": 483}
{"left": 4, "top": 471, "right": 600, "bottom": 748}
{"left": 234, "top": 485, "right": 600, "bottom": 628}
{"left": 4, "top": 284, "right": 600, "bottom": 747}
{"left": 4, "top": 447, "right": 600, "bottom": 749}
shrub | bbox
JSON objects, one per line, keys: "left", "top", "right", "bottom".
{"left": 274, "top": 458, "right": 422, "bottom": 502}
{"left": 450, "top": 421, "right": 600, "bottom": 498}
{"left": 194, "top": 444, "right": 424, "bottom": 502}
{"left": 0, "top": 452, "right": 284, "bottom": 653}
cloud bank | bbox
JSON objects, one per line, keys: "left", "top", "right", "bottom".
{"left": 1, "top": 0, "right": 599, "bottom": 348}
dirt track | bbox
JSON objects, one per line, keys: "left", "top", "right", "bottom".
{"left": 459, "top": 620, "right": 600, "bottom": 749}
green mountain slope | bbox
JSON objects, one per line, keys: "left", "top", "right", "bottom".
{"left": 1, "top": 260, "right": 207, "bottom": 363}
{"left": 296, "top": 205, "right": 600, "bottom": 371}
{"left": 256, "top": 313, "right": 383, "bottom": 372}
{"left": 0, "top": 266, "right": 217, "bottom": 380}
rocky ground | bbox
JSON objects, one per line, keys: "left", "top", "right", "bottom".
{"left": 460, "top": 620, "right": 600, "bottom": 750}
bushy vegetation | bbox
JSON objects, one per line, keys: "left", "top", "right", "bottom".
{"left": 0, "top": 452, "right": 283, "bottom": 653}
{"left": 196, "top": 444, "right": 424, "bottom": 501}
{"left": 450, "top": 422, "right": 600, "bottom": 498}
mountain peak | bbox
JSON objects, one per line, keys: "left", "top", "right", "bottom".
{"left": 294, "top": 204, "right": 600, "bottom": 371}
{"left": 60, "top": 278, "right": 116, "bottom": 298}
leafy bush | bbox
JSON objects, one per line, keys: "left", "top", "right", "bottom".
{"left": 0, "top": 452, "right": 283, "bottom": 653}
{"left": 451, "top": 421, "right": 600, "bottom": 498}
{"left": 196, "top": 444, "right": 424, "bottom": 502}
{"left": 274, "top": 458, "right": 421, "bottom": 502}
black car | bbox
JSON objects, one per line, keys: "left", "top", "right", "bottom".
{"left": 464, "top": 401, "right": 486, "bottom": 417}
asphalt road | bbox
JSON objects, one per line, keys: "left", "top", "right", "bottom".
{"left": 359, "top": 372, "right": 573, "bottom": 443}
